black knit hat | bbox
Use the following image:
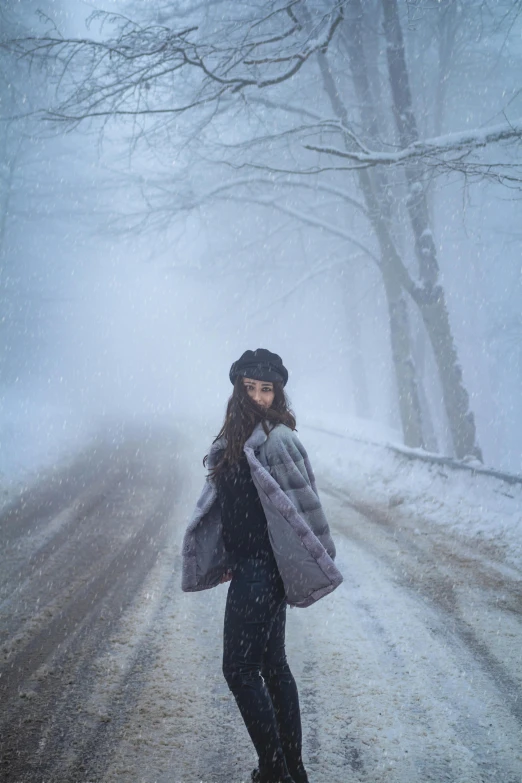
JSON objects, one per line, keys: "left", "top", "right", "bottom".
{"left": 229, "top": 348, "right": 288, "bottom": 387}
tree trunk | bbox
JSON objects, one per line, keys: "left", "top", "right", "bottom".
{"left": 412, "top": 317, "right": 439, "bottom": 453}
{"left": 381, "top": 266, "right": 424, "bottom": 448}
{"left": 314, "top": 47, "right": 425, "bottom": 448}
{"left": 381, "top": 0, "right": 482, "bottom": 460}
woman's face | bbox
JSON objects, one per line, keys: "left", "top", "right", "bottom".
{"left": 242, "top": 377, "right": 275, "bottom": 409}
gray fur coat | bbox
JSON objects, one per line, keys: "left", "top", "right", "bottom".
{"left": 181, "top": 422, "right": 343, "bottom": 608}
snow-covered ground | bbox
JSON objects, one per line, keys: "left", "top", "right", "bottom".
{"left": 2, "top": 409, "right": 521, "bottom": 782}
{"left": 301, "top": 416, "right": 522, "bottom": 569}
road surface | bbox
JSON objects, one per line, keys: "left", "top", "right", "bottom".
{"left": 1, "top": 428, "right": 521, "bottom": 783}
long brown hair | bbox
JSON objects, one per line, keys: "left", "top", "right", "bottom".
{"left": 204, "top": 377, "right": 296, "bottom": 479}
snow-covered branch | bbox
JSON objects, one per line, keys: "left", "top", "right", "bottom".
{"left": 305, "top": 117, "right": 522, "bottom": 168}
{"left": 9, "top": 4, "right": 344, "bottom": 125}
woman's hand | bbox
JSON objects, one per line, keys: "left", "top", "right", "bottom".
{"left": 220, "top": 570, "right": 233, "bottom": 584}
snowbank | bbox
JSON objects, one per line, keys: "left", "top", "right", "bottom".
{"left": 301, "top": 416, "right": 522, "bottom": 568}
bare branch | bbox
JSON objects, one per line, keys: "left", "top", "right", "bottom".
{"left": 305, "top": 117, "right": 522, "bottom": 168}
{"left": 192, "top": 175, "right": 367, "bottom": 217}
{"left": 224, "top": 193, "right": 380, "bottom": 264}
{"left": 6, "top": 4, "right": 344, "bottom": 127}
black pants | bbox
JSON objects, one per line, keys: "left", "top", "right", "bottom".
{"left": 222, "top": 556, "right": 304, "bottom": 780}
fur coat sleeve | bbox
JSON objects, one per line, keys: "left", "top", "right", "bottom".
{"left": 255, "top": 425, "right": 337, "bottom": 560}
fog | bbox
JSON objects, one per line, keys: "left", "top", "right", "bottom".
{"left": 1, "top": 0, "right": 521, "bottom": 477}
{"left": 2, "top": 5, "right": 522, "bottom": 782}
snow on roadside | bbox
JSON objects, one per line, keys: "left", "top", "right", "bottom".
{"left": 301, "top": 416, "right": 522, "bottom": 569}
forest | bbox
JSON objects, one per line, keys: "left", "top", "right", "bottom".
{"left": 1, "top": 0, "right": 521, "bottom": 473}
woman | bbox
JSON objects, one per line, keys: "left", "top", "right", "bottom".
{"left": 182, "top": 348, "right": 343, "bottom": 783}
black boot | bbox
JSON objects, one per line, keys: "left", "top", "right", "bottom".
{"left": 257, "top": 773, "right": 294, "bottom": 783}
{"left": 251, "top": 762, "right": 308, "bottom": 783}
{"left": 255, "top": 750, "right": 296, "bottom": 783}
{"left": 287, "top": 761, "right": 309, "bottom": 783}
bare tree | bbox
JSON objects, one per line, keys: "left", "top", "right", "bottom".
{"left": 7, "top": 0, "right": 521, "bottom": 456}
{"left": 312, "top": 31, "right": 425, "bottom": 448}
{"left": 381, "top": 0, "right": 482, "bottom": 459}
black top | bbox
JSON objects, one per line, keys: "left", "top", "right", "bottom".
{"left": 215, "top": 453, "right": 274, "bottom": 561}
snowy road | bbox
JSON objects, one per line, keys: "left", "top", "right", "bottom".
{"left": 1, "top": 431, "right": 521, "bottom": 783}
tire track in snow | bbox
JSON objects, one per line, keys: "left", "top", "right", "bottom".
{"left": 325, "top": 487, "right": 522, "bottom": 724}
{"left": 0, "top": 465, "right": 129, "bottom": 645}
{"left": 57, "top": 563, "right": 184, "bottom": 783}
{"left": 319, "top": 484, "right": 522, "bottom": 783}
{"left": 0, "top": 436, "right": 180, "bottom": 783}
{"left": 0, "top": 443, "right": 116, "bottom": 543}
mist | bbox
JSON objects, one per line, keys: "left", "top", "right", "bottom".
{"left": 2, "top": 4, "right": 522, "bottom": 782}
{"left": 1, "top": 0, "right": 521, "bottom": 479}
